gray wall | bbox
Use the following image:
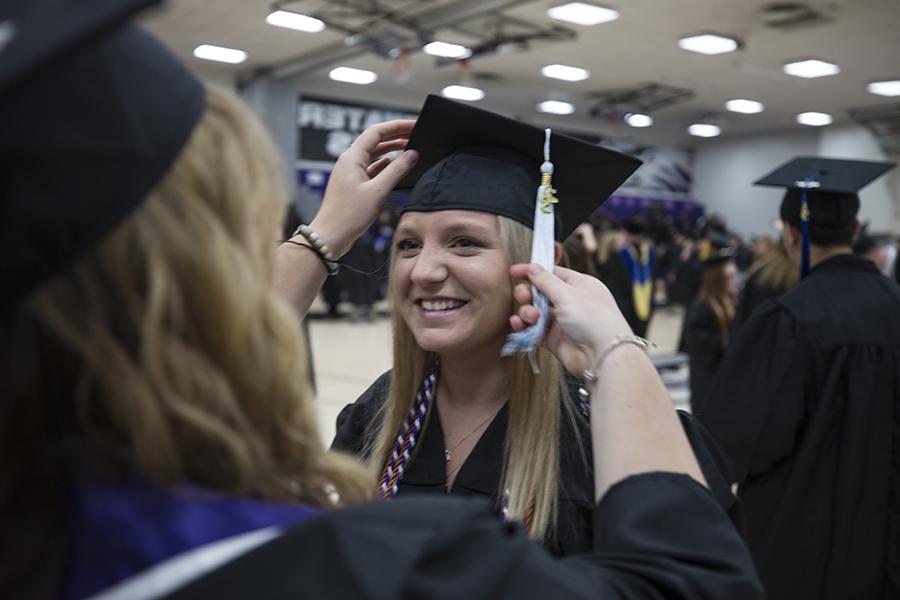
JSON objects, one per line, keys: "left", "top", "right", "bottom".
{"left": 693, "top": 126, "right": 900, "bottom": 239}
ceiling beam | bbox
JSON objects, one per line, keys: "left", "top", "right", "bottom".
{"left": 244, "top": 0, "right": 540, "bottom": 84}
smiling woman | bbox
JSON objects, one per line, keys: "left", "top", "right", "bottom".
{"left": 330, "top": 97, "right": 742, "bottom": 555}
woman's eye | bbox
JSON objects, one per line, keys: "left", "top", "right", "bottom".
{"left": 395, "top": 239, "right": 420, "bottom": 252}
{"left": 452, "top": 237, "right": 482, "bottom": 249}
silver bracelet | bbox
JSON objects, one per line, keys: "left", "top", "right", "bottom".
{"left": 579, "top": 335, "right": 656, "bottom": 407}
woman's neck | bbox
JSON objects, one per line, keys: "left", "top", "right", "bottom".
{"left": 438, "top": 348, "right": 509, "bottom": 411}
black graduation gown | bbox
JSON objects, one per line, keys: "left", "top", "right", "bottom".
{"left": 697, "top": 254, "right": 900, "bottom": 599}
{"left": 163, "top": 474, "right": 764, "bottom": 600}
{"left": 333, "top": 371, "right": 742, "bottom": 557}
{"left": 681, "top": 299, "right": 727, "bottom": 414}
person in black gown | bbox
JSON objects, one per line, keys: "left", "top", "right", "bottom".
{"left": 682, "top": 251, "right": 739, "bottom": 413}
{"left": 730, "top": 239, "right": 797, "bottom": 337}
{"left": 0, "top": 2, "right": 762, "bottom": 598}
{"left": 603, "top": 218, "right": 655, "bottom": 336}
{"left": 697, "top": 157, "right": 900, "bottom": 600}
{"left": 331, "top": 98, "right": 739, "bottom": 557}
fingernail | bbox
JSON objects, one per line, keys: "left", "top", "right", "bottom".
{"left": 528, "top": 263, "right": 540, "bottom": 275}
{"left": 404, "top": 149, "right": 419, "bottom": 163}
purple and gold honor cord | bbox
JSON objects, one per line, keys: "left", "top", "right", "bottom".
{"left": 379, "top": 364, "right": 438, "bottom": 499}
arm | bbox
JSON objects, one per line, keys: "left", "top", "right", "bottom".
{"left": 509, "top": 264, "right": 706, "bottom": 500}
{"left": 272, "top": 120, "right": 417, "bottom": 319}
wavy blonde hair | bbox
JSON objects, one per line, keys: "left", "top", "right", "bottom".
{"left": 370, "top": 215, "right": 568, "bottom": 542}
{"left": 1, "top": 87, "right": 368, "bottom": 598}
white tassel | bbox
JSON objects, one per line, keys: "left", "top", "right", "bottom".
{"left": 502, "top": 129, "right": 557, "bottom": 373}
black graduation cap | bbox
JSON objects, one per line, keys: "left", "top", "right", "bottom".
{"left": 754, "top": 156, "right": 895, "bottom": 228}
{"left": 0, "top": 0, "right": 206, "bottom": 311}
{"left": 397, "top": 95, "right": 642, "bottom": 241}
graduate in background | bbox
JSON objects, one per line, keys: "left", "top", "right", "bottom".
{"left": 730, "top": 238, "right": 797, "bottom": 337}
{"left": 605, "top": 218, "right": 655, "bottom": 336}
{"left": 682, "top": 250, "right": 739, "bottom": 413}
{"left": 697, "top": 157, "right": 900, "bottom": 600}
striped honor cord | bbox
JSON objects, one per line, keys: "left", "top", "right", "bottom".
{"left": 379, "top": 364, "right": 439, "bottom": 499}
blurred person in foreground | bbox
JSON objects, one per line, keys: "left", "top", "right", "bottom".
{"left": 698, "top": 157, "right": 900, "bottom": 600}
{"left": 0, "top": 1, "right": 763, "bottom": 599}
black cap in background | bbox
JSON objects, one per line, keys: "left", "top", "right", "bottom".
{"left": 754, "top": 156, "right": 895, "bottom": 227}
{"left": 397, "top": 94, "right": 642, "bottom": 241}
{"left": 0, "top": 0, "right": 206, "bottom": 310}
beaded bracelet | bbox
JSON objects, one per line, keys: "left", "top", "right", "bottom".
{"left": 291, "top": 224, "right": 340, "bottom": 276}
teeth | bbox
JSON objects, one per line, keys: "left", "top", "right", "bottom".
{"left": 421, "top": 299, "right": 464, "bottom": 311}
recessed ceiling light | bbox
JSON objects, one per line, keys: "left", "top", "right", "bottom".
{"left": 329, "top": 66, "right": 377, "bottom": 85}
{"left": 624, "top": 113, "right": 653, "bottom": 127}
{"left": 678, "top": 34, "right": 739, "bottom": 55}
{"left": 547, "top": 2, "right": 619, "bottom": 26}
{"left": 442, "top": 85, "right": 485, "bottom": 101}
{"left": 537, "top": 100, "right": 575, "bottom": 115}
{"left": 867, "top": 80, "right": 900, "bottom": 97}
{"left": 688, "top": 123, "right": 722, "bottom": 138}
{"left": 266, "top": 10, "right": 325, "bottom": 33}
{"left": 725, "top": 99, "right": 765, "bottom": 114}
{"left": 423, "top": 41, "right": 472, "bottom": 59}
{"left": 783, "top": 59, "right": 840, "bottom": 79}
{"left": 193, "top": 44, "right": 247, "bottom": 64}
{"left": 541, "top": 64, "right": 589, "bottom": 82}
{"left": 796, "top": 111, "right": 832, "bottom": 126}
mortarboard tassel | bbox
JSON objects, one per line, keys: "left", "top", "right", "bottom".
{"left": 798, "top": 171, "right": 822, "bottom": 279}
{"left": 502, "top": 129, "right": 558, "bottom": 373}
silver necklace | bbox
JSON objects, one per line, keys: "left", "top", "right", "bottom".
{"left": 444, "top": 409, "right": 500, "bottom": 462}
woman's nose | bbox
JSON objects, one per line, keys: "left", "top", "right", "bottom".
{"left": 409, "top": 246, "right": 448, "bottom": 285}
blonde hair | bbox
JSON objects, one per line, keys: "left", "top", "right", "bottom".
{"left": 2, "top": 87, "right": 369, "bottom": 597}
{"left": 749, "top": 238, "right": 798, "bottom": 294}
{"left": 370, "top": 215, "right": 567, "bottom": 542}
{"left": 698, "top": 261, "right": 736, "bottom": 337}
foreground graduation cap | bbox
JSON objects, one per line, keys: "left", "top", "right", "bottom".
{"left": 754, "top": 156, "right": 895, "bottom": 277}
{"left": 397, "top": 94, "right": 643, "bottom": 240}
{"left": 0, "top": 0, "right": 205, "bottom": 311}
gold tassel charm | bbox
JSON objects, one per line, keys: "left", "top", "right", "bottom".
{"left": 539, "top": 171, "right": 558, "bottom": 213}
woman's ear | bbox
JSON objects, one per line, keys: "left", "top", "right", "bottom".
{"left": 554, "top": 241, "right": 563, "bottom": 265}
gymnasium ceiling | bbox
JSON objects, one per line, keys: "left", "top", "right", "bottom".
{"left": 141, "top": 0, "right": 900, "bottom": 145}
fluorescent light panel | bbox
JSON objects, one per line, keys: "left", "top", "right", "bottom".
{"left": 193, "top": 44, "right": 247, "bottom": 64}
{"left": 867, "top": 80, "right": 900, "bottom": 97}
{"left": 442, "top": 85, "right": 485, "bottom": 101}
{"left": 424, "top": 41, "right": 472, "bottom": 59}
{"left": 678, "top": 34, "right": 739, "bottom": 55}
{"left": 688, "top": 123, "right": 721, "bottom": 138}
{"left": 329, "top": 66, "right": 377, "bottom": 85}
{"left": 783, "top": 59, "right": 839, "bottom": 79}
{"left": 541, "top": 63, "right": 589, "bottom": 82}
{"left": 624, "top": 113, "right": 653, "bottom": 127}
{"left": 266, "top": 10, "right": 325, "bottom": 33}
{"left": 796, "top": 111, "right": 832, "bottom": 126}
{"left": 547, "top": 2, "right": 619, "bottom": 26}
{"left": 725, "top": 99, "right": 765, "bottom": 114}
{"left": 537, "top": 100, "right": 575, "bottom": 115}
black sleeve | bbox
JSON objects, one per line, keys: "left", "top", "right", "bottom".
{"left": 698, "top": 301, "right": 809, "bottom": 484}
{"left": 330, "top": 371, "right": 392, "bottom": 456}
{"left": 164, "top": 473, "right": 763, "bottom": 600}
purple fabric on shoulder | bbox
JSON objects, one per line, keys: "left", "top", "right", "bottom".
{"left": 63, "top": 481, "right": 320, "bottom": 600}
